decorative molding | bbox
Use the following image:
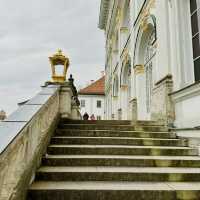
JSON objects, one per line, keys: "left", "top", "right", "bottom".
{"left": 113, "top": 49, "right": 119, "bottom": 54}
{"left": 121, "top": 85, "right": 128, "bottom": 90}
{"left": 123, "top": 52, "right": 131, "bottom": 65}
{"left": 121, "top": 47, "right": 131, "bottom": 68}
{"left": 116, "top": 8, "right": 122, "bottom": 27}
{"left": 140, "top": 0, "right": 156, "bottom": 32}
{"left": 155, "top": 74, "right": 173, "bottom": 86}
{"left": 171, "top": 81, "right": 200, "bottom": 103}
{"left": 98, "top": 0, "right": 111, "bottom": 30}
{"left": 120, "top": 27, "right": 128, "bottom": 32}
{"left": 134, "top": 65, "right": 145, "bottom": 75}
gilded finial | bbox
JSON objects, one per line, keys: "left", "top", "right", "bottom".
{"left": 57, "top": 49, "right": 62, "bottom": 55}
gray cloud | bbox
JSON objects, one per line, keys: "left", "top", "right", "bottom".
{"left": 0, "top": 0, "right": 105, "bottom": 114}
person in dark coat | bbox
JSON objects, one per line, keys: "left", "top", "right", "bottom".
{"left": 83, "top": 112, "right": 89, "bottom": 120}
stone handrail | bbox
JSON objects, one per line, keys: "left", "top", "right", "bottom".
{"left": 0, "top": 83, "right": 80, "bottom": 200}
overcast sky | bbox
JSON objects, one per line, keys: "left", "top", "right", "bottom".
{"left": 0, "top": 0, "right": 105, "bottom": 115}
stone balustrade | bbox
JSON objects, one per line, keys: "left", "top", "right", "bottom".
{"left": 0, "top": 82, "right": 80, "bottom": 200}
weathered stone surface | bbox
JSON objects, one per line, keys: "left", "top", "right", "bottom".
{"left": 56, "top": 129, "right": 177, "bottom": 138}
{"left": 0, "top": 82, "right": 81, "bottom": 200}
{"left": 151, "top": 74, "right": 175, "bottom": 125}
{"left": 42, "top": 155, "right": 200, "bottom": 168}
{"left": 130, "top": 98, "right": 138, "bottom": 124}
{"left": 50, "top": 136, "right": 185, "bottom": 146}
{"left": 27, "top": 120, "right": 200, "bottom": 200}
{"left": 0, "top": 89, "right": 60, "bottom": 200}
{"left": 26, "top": 94, "right": 52, "bottom": 105}
{"left": 59, "top": 83, "right": 73, "bottom": 118}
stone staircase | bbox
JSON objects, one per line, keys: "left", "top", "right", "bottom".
{"left": 28, "top": 119, "right": 200, "bottom": 200}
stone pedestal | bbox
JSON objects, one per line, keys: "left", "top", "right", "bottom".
{"left": 151, "top": 74, "right": 175, "bottom": 125}
{"left": 59, "top": 83, "right": 73, "bottom": 118}
{"left": 118, "top": 109, "right": 122, "bottom": 120}
{"left": 71, "top": 105, "right": 81, "bottom": 120}
{"left": 130, "top": 98, "right": 138, "bottom": 125}
{"left": 45, "top": 80, "right": 80, "bottom": 120}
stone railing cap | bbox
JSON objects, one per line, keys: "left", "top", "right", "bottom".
{"left": 39, "top": 85, "right": 60, "bottom": 95}
{"left": 0, "top": 122, "right": 27, "bottom": 154}
{"left": 4, "top": 105, "right": 42, "bottom": 122}
{"left": 26, "top": 94, "right": 53, "bottom": 106}
{"left": 0, "top": 84, "right": 60, "bottom": 154}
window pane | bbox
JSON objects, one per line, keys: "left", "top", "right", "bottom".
{"left": 191, "top": 12, "right": 199, "bottom": 35}
{"left": 194, "top": 58, "right": 200, "bottom": 81}
{"left": 81, "top": 100, "right": 85, "bottom": 107}
{"left": 191, "top": 0, "right": 197, "bottom": 13}
{"left": 192, "top": 34, "right": 200, "bottom": 59}
{"left": 97, "top": 100, "right": 101, "bottom": 108}
{"left": 191, "top": 0, "right": 200, "bottom": 82}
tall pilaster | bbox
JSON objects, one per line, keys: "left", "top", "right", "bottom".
{"left": 155, "top": 0, "right": 171, "bottom": 82}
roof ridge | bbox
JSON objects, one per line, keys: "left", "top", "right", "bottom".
{"left": 79, "top": 76, "right": 105, "bottom": 95}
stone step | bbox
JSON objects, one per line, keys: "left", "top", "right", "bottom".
{"left": 42, "top": 155, "right": 200, "bottom": 168}
{"left": 28, "top": 181, "right": 200, "bottom": 200}
{"left": 50, "top": 136, "right": 185, "bottom": 147}
{"left": 58, "top": 124, "right": 167, "bottom": 132}
{"left": 35, "top": 166, "right": 200, "bottom": 182}
{"left": 55, "top": 129, "right": 176, "bottom": 139}
{"left": 47, "top": 145, "right": 198, "bottom": 156}
{"left": 137, "top": 120, "right": 164, "bottom": 126}
{"left": 60, "top": 119, "right": 164, "bottom": 126}
{"left": 60, "top": 119, "right": 132, "bottom": 125}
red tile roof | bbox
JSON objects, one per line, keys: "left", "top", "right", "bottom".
{"left": 79, "top": 76, "right": 105, "bottom": 95}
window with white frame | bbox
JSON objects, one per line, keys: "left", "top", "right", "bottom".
{"left": 97, "top": 100, "right": 102, "bottom": 108}
{"left": 113, "top": 76, "right": 119, "bottom": 97}
{"left": 80, "top": 99, "right": 86, "bottom": 108}
{"left": 190, "top": 0, "right": 200, "bottom": 81}
{"left": 144, "top": 29, "right": 156, "bottom": 113}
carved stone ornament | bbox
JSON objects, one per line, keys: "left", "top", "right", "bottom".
{"left": 134, "top": 65, "right": 145, "bottom": 75}
{"left": 140, "top": 0, "right": 155, "bottom": 32}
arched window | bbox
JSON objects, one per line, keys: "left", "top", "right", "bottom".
{"left": 121, "top": 58, "right": 131, "bottom": 86}
{"left": 122, "top": 0, "right": 131, "bottom": 30}
{"left": 144, "top": 29, "right": 156, "bottom": 113}
{"left": 113, "top": 76, "right": 119, "bottom": 97}
{"left": 190, "top": 0, "right": 200, "bottom": 81}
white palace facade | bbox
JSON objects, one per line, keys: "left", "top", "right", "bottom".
{"left": 99, "top": 0, "right": 200, "bottom": 133}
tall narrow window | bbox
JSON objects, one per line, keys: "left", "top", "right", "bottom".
{"left": 144, "top": 29, "right": 156, "bottom": 113}
{"left": 97, "top": 100, "right": 102, "bottom": 108}
{"left": 80, "top": 100, "right": 85, "bottom": 108}
{"left": 190, "top": 0, "right": 200, "bottom": 81}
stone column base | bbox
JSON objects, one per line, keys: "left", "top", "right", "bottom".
{"left": 118, "top": 109, "right": 122, "bottom": 120}
{"left": 71, "top": 105, "right": 81, "bottom": 120}
{"left": 130, "top": 98, "right": 138, "bottom": 125}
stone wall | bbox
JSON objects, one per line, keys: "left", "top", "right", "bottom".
{"left": 151, "top": 74, "right": 175, "bottom": 125}
{"left": 0, "top": 82, "right": 80, "bottom": 200}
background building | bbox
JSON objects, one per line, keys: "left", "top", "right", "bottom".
{"left": 0, "top": 110, "right": 6, "bottom": 121}
{"left": 78, "top": 76, "right": 105, "bottom": 120}
{"left": 99, "top": 0, "right": 200, "bottom": 133}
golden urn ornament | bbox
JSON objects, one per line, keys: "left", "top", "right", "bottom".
{"left": 49, "top": 49, "right": 70, "bottom": 83}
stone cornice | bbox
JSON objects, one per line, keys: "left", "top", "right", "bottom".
{"left": 98, "top": 0, "right": 111, "bottom": 30}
